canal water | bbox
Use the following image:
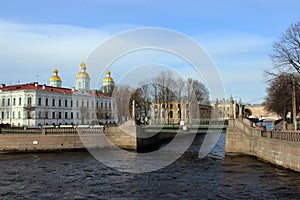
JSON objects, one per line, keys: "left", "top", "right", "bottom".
{"left": 1, "top": 133, "right": 300, "bottom": 199}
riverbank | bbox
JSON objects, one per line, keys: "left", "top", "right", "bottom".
{"left": 0, "top": 123, "right": 226, "bottom": 153}
{"left": 225, "top": 118, "right": 300, "bottom": 172}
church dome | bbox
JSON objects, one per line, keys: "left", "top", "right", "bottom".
{"left": 76, "top": 59, "right": 90, "bottom": 79}
{"left": 76, "top": 71, "right": 90, "bottom": 79}
{"left": 102, "top": 70, "right": 114, "bottom": 84}
{"left": 50, "top": 69, "right": 62, "bottom": 81}
{"left": 50, "top": 68, "right": 62, "bottom": 87}
{"left": 75, "top": 58, "right": 91, "bottom": 91}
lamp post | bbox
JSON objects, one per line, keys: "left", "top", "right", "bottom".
{"left": 291, "top": 75, "right": 297, "bottom": 130}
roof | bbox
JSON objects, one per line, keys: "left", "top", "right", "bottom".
{"left": 0, "top": 82, "right": 110, "bottom": 98}
{"left": 0, "top": 82, "right": 74, "bottom": 94}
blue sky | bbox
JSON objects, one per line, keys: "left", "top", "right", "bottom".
{"left": 0, "top": 0, "right": 300, "bottom": 103}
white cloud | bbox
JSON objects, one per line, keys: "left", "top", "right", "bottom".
{"left": 0, "top": 20, "right": 111, "bottom": 86}
{"left": 0, "top": 21, "right": 270, "bottom": 102}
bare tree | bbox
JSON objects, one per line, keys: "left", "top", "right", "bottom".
{"left": 185, "top": 78, "right": 210, "bottom": 119}
{"left": 130, "top": 84, "right": 152, "bottom": 118}
{"left": 174, "top": 77, "right": 186, "bottom": 121}
{"left": 271, "top": 20, "right": 300, "bottom": 73}
{"left": 263, "top": 73, "right": 300, "bottom": 120}
{"left": 112, "top": 85, "right": 133, "bottom": 123}
{"left": 153, "top": 70, "right": 177, "bottom": 124}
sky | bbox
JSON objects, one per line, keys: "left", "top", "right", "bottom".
{"left": 0, "top": 0, "right": 300, "bottom": 104}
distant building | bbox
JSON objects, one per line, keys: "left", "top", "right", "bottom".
{"left": 150, "top": 101, "right": 212, "bottom": 125}
{"left": 0, "top": 59, "right": 116, "bottom": 127}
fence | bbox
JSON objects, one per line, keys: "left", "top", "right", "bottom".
{"left": 0, "top": 127, "right": 105, "bottom": 135}
{"left": 272, "top": 131, "right": 300, "bottom": 142}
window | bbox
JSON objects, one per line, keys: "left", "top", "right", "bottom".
{"left": 101, "top": 102, "right": 103, "bottom": 109}
{"left": 7, "top": 98, "right": 10, "bottom": 106}
{"left": 45, "top": 112, "right": 48, "bottom": 119}
{"left": 76, "top": 112, "right": 79, "bottom": 119}
{"left": 162, "top": 110, "right": 166, "bottom": 118}
{"left": 45, "top": 98, "right": 49, "bottom": 106}
{"left": 12, "top": 111, "right": 15, "bottom": 119}
{"left": 96, "top": 101, "right": 99, "bottom": 108}
{"left": 13, "top": 98, "right": 16, "bottom": 106}
{"left": 162, "top": 104, "right": 165, "bottom": 109}
{"left": 52, "top": 99, "right": 55, "bottom": 106}
{"left": 71, "top": 112, "right": 73, "bottom": 119}
{"left": 70, "top": 100, "right": 73, "bottom": 107}
{"left": 1, "top": 99, "right": 4, "bottom": 106}
{"left": 169, "top": 111, "right": 173, "bottom": 118}
{"left": 58, "top": 112, "right": 62, "bottom": 119}
{"left": 38, "top": 98, "right": 42, "bottom": 106}
{"left": 87, "top": 101, "right": 89, "bottom": 108}
{"left": 6, "top": 111, "right": 9, "bottom": 119}
{"left": 52, "top": 112, "right": 55, "bottom": 119}
{"left": 1, "top": 112, "right": 4, "bottom": 119}
{"left": 76, "top": 101, "right": 79, "bottom": 107}
{"left": 19, "top": 98, "right": 22, "bottom": 106}
{"left": 27, "top": 97, "right": 32, "bottom": 106}
{"left": 186, "top": 110, "right": 189, "bottom": 119}
{"left": 38, "top": 111, "right": 42, "bottom": 119}
{"left": 65, "top": 100, "right": 68, "bottom": 107}
{"left": 82, "top": 101, "right": 84, "bottom": 107}
{"left": 178, "top": 104, "right": 181, "bottom": 109}
{"left": 65, "top": 112, "right": 68, "bottom": 119}
{"left": 178, "top": 110, "right": 181, "bottom": 119}
{"left": 92, "top": 102, "right": 94, "bottom": 108}
{"left": 58, "top": 99, "right": 62, "bottom": 107}
{"left": 170, "top": 104, "right": 173, "bottom": 109}
{"left": 105, "top": 103, "right": 107, "bottom": 109}
{"left": 18, "top": 111, "right": 21, "bottom": 119}
{"left": 109, "top": 103, "right": 111, "bottom": 109}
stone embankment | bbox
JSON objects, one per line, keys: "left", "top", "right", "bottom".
{"left": 226, "top": 118, "right": 300, "bottom": 172}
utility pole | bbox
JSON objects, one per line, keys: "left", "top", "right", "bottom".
{"left": 292, "top": 75, "right": 297, "bottom": 130}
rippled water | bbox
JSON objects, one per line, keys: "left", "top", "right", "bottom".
{"left": 1, "top": 133, "right": 300, "bottom": 199}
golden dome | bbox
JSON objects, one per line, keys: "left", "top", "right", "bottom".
{"left": 103, "top": 76, "right": 114, "bottom": 83}
{"left": 80, "top": 58, "right": 87, "bottom": 70}
{"left": 50, "top": 68, "right": 62, "bottom": 82}
{"left": 76, "top": 72, "right": 90, "bottom": 79}
{"left": 76, "top": 58, "right": 90, "bottom": 79}
{"left": 102, "top": 69, "right": 114, "bottom": 83}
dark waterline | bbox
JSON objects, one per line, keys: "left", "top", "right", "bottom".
{"left": 0, "top": 134, "right": 300, "bottom": 199}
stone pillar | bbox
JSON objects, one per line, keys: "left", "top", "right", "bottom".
{"left": 238, "top": 98, "right": 243, "bottom": 118}
{"left": 229, "top": 95, "right": 234, "bottom": 119}
{"left": 282, "top": 121, "right": 287, "bottom": 131}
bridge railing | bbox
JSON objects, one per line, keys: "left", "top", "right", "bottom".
{"left": 232, "top": 118, "right": 300, "bottom": 142}
{"left": 272, "top": 131, "right": 300, "bottom": 142}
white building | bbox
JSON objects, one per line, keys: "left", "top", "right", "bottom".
{"left": 0, "top": 59, "right": 115, "bottom": 127}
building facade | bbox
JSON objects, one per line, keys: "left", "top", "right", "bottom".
{"left": 150, "top": 101, "right": 212, "bottom": 125}
{"left": 0, "top": 60, "right": 116, "bottom": 127}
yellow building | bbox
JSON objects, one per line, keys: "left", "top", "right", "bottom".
{"left": 150, "top": 101, "right": 212, "bottom": 125}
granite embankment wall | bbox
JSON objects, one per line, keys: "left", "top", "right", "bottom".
{"left": 226, "top": 118, "right": 300, "bottom": 172}
{"left": 0, "top": 126, "right": 137, "bottom": 152}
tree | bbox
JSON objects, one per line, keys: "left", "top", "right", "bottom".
{"left": 263, "top": 73, "right": 300, "bottom": 120}
{"left": 112, "top": 85, "right": 133, "bottom": 123}
{"left": 130, "top": 84, "right": 152, "bottom": 118}
{"left": 271, "top": 20, "right": 300, "bottom": 74}
{"left": 152, "top": 70, "right": 177, "bottom": 124}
